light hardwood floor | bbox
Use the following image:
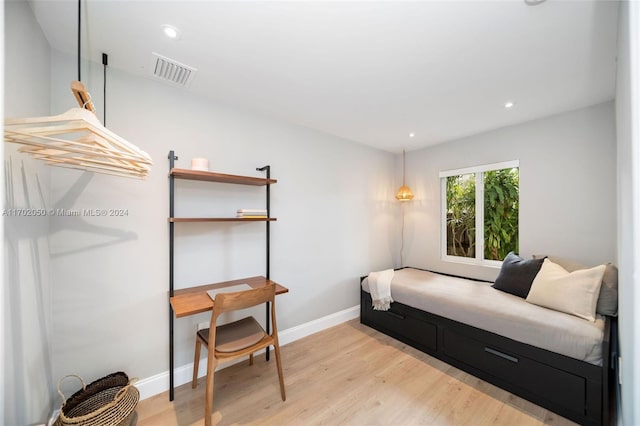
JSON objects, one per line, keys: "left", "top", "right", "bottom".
{"left": 136, "top": 319, "right": 577, "bottom": 426}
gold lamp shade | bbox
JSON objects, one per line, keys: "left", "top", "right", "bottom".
{"left": 396, "top": 185, "right": 414, "bottom": 201}
{"left": 396, "top": 149, "right": 414, "bottom": 201}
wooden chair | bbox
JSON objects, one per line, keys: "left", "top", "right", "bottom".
{"left": 192, "top": 283, "right": 286, "bottom": 426}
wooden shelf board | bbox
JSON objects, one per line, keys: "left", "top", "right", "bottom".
{"left": 170, "top": 168, "right": 277, "bottom": 185}
{"left": 170, "top": 276, "right": 289, "bottom": 318}
{"left": 169, "top": 217, "right": 277, "bottom": 223}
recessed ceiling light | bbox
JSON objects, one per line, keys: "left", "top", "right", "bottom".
{"left": 504, "top": 101, "right": 516, "bottom": 109}
{"left": 409, "top": 132, "right": 415, "bottom": 138}
{"left": 162, "top": 24, "right": 180, "bottom": 40}
{"left": 524, "top": 0, "right": 547, "bottom": 5}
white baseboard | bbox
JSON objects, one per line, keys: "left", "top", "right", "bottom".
{"left": 277, "top": 304, "right": 360, "bottom": 346}
{"left": 135, "top": 305, "right": 360, "bottom": 401}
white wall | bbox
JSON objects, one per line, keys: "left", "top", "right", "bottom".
{"left": 46, "top": 49, "right": 396, "bottom": 387}
{"left": 3, "top": 1, "right": 54, "bottom": 424}
{"left": 401, "top": 102, "right": 617, "bottom": 282}
{"left": 615, "top": 1, "right": 640, "bottom": 424}
{"left": 0, "top": 0, "right": 5, "bottom": 421}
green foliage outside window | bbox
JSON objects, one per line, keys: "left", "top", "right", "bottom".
{"left": 446, "top": 168, "right": 519, "bottom": 261}
{"left": 484, "top": 168, "right": 519, "bottom": 260}
{"left": 446, "top": 174, "right": 476, "bottom": 258}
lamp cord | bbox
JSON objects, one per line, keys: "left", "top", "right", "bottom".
{"left": 400, "top": 203, "right": 405, "bottom": 267}
{"left": 402, "top": 149, "right": 406, "bottom": 185}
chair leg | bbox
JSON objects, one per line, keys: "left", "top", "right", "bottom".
{"left": 273, "top": 344, "right": 286, "bottom": 401}
{"left": 192, "top": 339, "right": 202, "bottom": 389}
{"left": 249, "top": 352, "right": 254, "bottom": 366}
{"left": 204, "top": 354, "right": 217, "bottom": 426}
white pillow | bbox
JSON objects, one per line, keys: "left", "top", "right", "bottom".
{"left": 526, "top": 258, "right": 606, "bottom": 321}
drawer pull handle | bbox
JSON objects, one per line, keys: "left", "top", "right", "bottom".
{"left": 386, "top": 311, "right": 405, "bottom": 320}
{"left": 485, "top": 347, "right": 519, "bottom": 363}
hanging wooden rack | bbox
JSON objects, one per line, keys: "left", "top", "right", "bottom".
{"left": 4, "top": 82, "right": 152, "bottom": 179}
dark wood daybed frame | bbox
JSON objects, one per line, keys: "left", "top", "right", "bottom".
{"left": 360, "top": 270, "right": 615, "bottom": 426}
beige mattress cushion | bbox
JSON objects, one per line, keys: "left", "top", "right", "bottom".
{"left": 362, "top": 268, "right": 604, "bottom": 365}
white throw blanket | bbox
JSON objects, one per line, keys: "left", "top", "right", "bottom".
{"left": 369, "top": 269, "right": 394, "bottom": 311}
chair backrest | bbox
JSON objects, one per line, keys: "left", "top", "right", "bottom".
{"left": 213, "top": 283, "right": 276, "bottom": 315}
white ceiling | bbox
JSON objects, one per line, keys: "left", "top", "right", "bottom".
{"left": 28, "top": 0, "right": 619, "bottom": 153}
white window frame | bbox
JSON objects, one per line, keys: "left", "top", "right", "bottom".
{"left": 440, "top": 160, "right": 519, "bottom": 267}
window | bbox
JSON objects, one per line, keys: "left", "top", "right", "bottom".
{"left": 440, "top": 161, "right": 519, "bottom": 265}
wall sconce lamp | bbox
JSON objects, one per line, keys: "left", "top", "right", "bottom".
{"left": 396, "top": 150, "right": 414, "bottom": 201}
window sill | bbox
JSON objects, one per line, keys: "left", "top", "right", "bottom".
{"left": 441, "top": 255, "right": 503, "bottom": 269}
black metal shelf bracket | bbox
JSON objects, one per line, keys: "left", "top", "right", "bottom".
{"left": 257, "top": 165, "right": 271, "bottom": 361}
{"left": 168, "top": 150, "right": 176, "bottom": 401}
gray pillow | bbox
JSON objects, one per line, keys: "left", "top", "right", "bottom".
{"left": 532, "top": 255, "right": 618, "bottom": 316}
{"left": 492, "top": 252, "right": 545, "bottom": 298}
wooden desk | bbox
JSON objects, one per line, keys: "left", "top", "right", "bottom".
{"left": 170, "top": 276, "right": 289, "bottom": 318}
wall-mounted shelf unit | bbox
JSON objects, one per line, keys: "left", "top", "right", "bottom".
{"left": 167, "top": 151, "right": 278, "bottom": 401}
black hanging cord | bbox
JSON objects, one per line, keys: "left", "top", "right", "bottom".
{"left": 77, "top": 0, "right": 81, "bottom": 81}
{"left": 102, "top": 53, "right": 108, "bottom": 125}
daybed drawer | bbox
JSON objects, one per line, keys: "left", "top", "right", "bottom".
{"left": 365, "top": 304, "right": 437, "bottom": 352}
{"left": 442, "top": 329, "right": 586, "bottom": 413}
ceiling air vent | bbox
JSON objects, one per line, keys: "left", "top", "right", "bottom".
{"left": 151, "top": 53, "right": 197, "bottom": 87}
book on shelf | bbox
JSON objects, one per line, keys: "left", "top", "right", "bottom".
{"left": 236, "top": 208, "right": 268, "bottom": 218}
{"left": 237, "top": 209, "right": 268, "bottom": 214}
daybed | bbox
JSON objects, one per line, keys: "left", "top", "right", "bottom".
{"left": 360, "top": 264, "right": 616, "bottom": 426}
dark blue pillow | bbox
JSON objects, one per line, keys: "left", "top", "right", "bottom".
{"left": 492, "top": 252, "right": 545, "bottom": 298}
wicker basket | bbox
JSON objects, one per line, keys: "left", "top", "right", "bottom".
{"left": 54, "top": 372, "right": 139, "bottom": 426}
